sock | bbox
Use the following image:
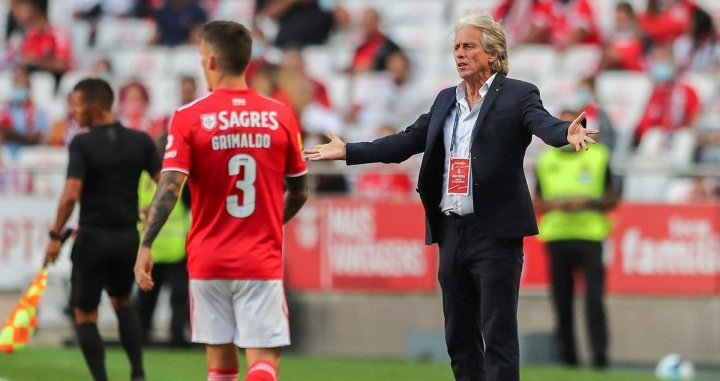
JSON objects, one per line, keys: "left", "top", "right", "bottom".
{"left": 208, "top": 368, "right": 239, "bottom": 381}
{"left": 115, "top": 306, "right": 145, "bottom": 378}
{"left": 245, "top": 361, "right": 277, "bottom": 381}
{"left": 75, "top": 322, "right": 108, "bottom": 381}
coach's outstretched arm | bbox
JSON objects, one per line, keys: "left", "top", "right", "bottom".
{"left": 134, "top": 170, "right": 187, "bottom": 291}
{"left": 304, "top": 99, "right": 435, "bottom": 164}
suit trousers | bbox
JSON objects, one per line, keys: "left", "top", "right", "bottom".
{"left": 546, "top": 240, "right": 607, "bottom": 367}
{"left": 438, "top": 215, "right": 524, "bottom": 381}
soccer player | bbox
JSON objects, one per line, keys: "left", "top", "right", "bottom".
{"left": 134, "top": 21, "right": 308, "bottom": 381}
{"left": 44, "top": 78, "right": 160, "bottom": 381}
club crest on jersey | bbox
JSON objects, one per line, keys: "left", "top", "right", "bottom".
{"left": 201, "top": 113, "right": 217, "bottom": 131}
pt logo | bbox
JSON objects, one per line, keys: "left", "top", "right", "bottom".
{"left": 201, "top": 113, "right": 217, "bottom": 131}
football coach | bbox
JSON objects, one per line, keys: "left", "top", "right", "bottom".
{"left": 304, "top": 13, "right": 598, "bottom": 381}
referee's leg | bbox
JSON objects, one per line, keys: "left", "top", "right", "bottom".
{"left": 71, "top": 228, "right": 110, "bottom": 381}
{"left": 107, "top": 227, "right": 145, "bottom": 380}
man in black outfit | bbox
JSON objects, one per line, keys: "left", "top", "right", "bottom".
{"left": 44, "top": 78, "right": 160, "bottom": 381}
{"left": 304, "top": 14, "right": 598, "bottom": 381}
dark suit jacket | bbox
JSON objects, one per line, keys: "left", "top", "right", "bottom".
{"left": 346, "top": 73, "right": 571, "bottom": 244}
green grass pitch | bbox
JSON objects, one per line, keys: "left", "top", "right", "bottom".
{"left": 0, "top": 347, "right": 662, "bottom": 381}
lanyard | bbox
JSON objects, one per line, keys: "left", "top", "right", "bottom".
{"left": 450, "top": 103, "right": 461, "bottom": 155}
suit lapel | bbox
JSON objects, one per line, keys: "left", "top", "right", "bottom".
{"left": 470, "top": 73, "right": 505, "bottom": 144}
{"left": 424, "top": 89, "right": 455, "bottom": 155}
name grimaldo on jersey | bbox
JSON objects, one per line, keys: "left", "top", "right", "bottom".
{"left": 201, "top": 110, "right": 279, "bottom": 151}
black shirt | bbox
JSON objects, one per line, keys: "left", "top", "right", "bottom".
{"left": 67, "top": 123, "right": 161, "bottom": 228}
{"left": 256, "top": 0, "right": 334, "bottom": 48}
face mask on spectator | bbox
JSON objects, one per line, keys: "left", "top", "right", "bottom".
{"left": 251, "top": 42, "right": 264, "bottom": 59}
{"left": 576, "top": 88, "right": 593, "bottom": 107}
{"left": 10, "top": 86, "right": 29, "bottom": 104}
{"left": 650, "top": 61, "right": 675, "bottom": 83}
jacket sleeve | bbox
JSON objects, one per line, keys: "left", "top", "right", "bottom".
{"left": 346, "top": 94, "right": 437, "bottom": 165}
{"left": 519, "top": 83, "right": 570, "bottom": 148}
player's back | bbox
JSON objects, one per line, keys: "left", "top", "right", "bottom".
{"left": 163, "top": 88, "right": 306, "bottom": 280}
{"left": 69, "top": 123, "right": 159, "bottom": 228}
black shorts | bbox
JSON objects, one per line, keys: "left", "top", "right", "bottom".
{"left": 70, "top": 226, "right": 139, "bottom": 311}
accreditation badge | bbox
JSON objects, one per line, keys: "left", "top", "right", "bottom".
{"left": 447, "top": 158, "right": 471, "bottom": 195}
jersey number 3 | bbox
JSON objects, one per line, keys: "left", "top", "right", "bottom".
{"left": 227, "top": 154, "right": 256, "bottom": 218}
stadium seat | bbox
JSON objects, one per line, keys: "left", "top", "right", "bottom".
{"left": 664, "top": 178, "right": 698, "bottom": 203}
{"left": 0, "top": 70, "right": 12, "bottom": 104}
{"left": 378, "top": 0, "right": 444, "bottom": 27}
{"left": 110, "top": 48, "right": 170, "bottom": 82}
{"left": 597, "top": 71, "right": 653, "bottom": 169}
{"left": 15, "top": 146, "right": 68, "bottom": 170}
{"left": 508, "top": 44, "right": 557, "bottom": 84}
{"left": 326, "top": 75, "right": 352, "bottom": 110}
{"left": 29, "top": 72, "right": 56, "bottom": 111}
{"left": 47, "top": 0, "right": 73, "bottom": 29}
{"left": 147, "top": 77, "right": 181, "bottom": 116}
{"left": 302, "top": 47, "right": 336, "bottom": 81}
{"left": 57, "top": 70, "right": 91, "bottom": 97}
{"left": 0, "top": 3, "right": 7, "bottom": 41}
{"left": 213, "top": 0, "right": 255, "bottom": 25}
{"left": 95, "top": 19, "right": 157, "bottom": 50}
{"left": 71, "top": 21, "right": 92, "bottom": 56}
{"left": 166, "top": 45, "right": 204, "bottom": 79}
{"left": 559, "top": 44, "right": 602, "bottom": 79}
{"left": 680, "top": 72, "right": 718, "bottom": 106}
{"left": 695, "top": 0, "right": 720, "bottom": 21}
{"left": 537, "top": 74, "right": 580, "bottom": 113}
{"left": 596, "top": 71, "right": 652, "bottom": 133}
{"left": 588, "top": 0, "right": 646, "bottom": 34}
{"left": 451, "top": 0, "right": 502, "bottom": 19}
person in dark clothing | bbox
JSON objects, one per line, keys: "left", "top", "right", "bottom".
{"left": 154, "top": 0, "right": 207, "bottom": 46}
{"left": 44, "top": 78, "right": 160, "bottom": 381}
{"left": 256, "top": 0, "right": 345, "bottom": 48}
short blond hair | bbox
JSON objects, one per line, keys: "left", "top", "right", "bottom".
{"left": 454, "top": 13, "right": 509, "bottom": 75}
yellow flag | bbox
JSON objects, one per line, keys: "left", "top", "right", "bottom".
{"left": 0, "top": 268, "right": 48, "bottom": 353}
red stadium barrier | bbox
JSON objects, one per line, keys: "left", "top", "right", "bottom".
{"left": 284, "top": 198, "right": 438, "bottom": 292}
{"left": 284, "top": 199, "right": 720, "bottom": 295}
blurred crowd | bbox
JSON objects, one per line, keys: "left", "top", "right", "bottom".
{"left": 1, "top": 0, "right": 719, "bottom": 202}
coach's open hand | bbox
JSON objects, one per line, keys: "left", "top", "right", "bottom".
{"left": 303, "top": 131, "right": 346, "bottom": 161}
{"left": 566, "top": 111, "right": 599, "bottom": 152}
{"left": 134, "top": 245, "right": 155, "bottom": 291}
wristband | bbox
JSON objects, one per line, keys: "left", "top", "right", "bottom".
{"left": 48, "top": 230, "right": 63, "bottom": 241}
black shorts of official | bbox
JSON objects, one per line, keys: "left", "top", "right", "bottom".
{"left": 70, "top": 226, "right": 139, "bottom": 311}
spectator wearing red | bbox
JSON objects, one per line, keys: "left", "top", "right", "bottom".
{"left": 635, "top": 45, "right": 700, "bottom": 143}
{"left": 12, "top": 0, "right": 72, "bottom": 79}
{"left": 524, "top": 0, "right": 602, "bottom": 49}
{"left": 349, "top": 8, "right": 401, "bottom": 74}
{"left": 0, "top": 67, "right": 46, "bottom": 156}
{"left": 492, "top": 0, "right": 538, "bottom": 47}
{"left": 117, "top": 81, "right": 165, "bottom": 139}
{"left": 281, "top": 49, "right": 332, "bottom": 108}
{"left": 601, "top": 2, "right": 647, "bottom": 71}
{"left": 638, "top": 0, "right": 695, "bottom": 46}
{"left": 673, "top": 6, "right": 719, "bottom": 71}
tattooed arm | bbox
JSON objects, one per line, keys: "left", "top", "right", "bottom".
{"left": 134, "top": 171, "right": 186, "bottom": 290}
{"left": 284, "top": 174, "right": 309, "bottom": 224}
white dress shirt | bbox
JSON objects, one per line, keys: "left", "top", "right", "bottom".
{"left": 440, "top": 73, "right": 497, "bottom": 216}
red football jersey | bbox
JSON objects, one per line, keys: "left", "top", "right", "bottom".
{"left": 163, "top": 88, "right": 307, "bottom": 280}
